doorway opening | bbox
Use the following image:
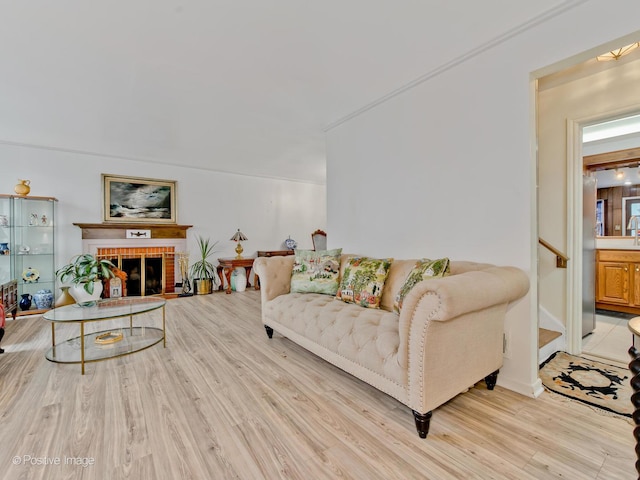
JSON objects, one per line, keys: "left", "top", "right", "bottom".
{"left": 582, "top": 140, "right": 640, "bottom": 364}
{"left": 535, "top": 31, "right": 640, "bottom": 370}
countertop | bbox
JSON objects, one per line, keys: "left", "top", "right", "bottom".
{"left": 596, "top": 238, "right": 640, "bottom": 250}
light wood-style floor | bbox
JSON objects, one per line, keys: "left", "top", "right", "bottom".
{"left": 0, "top": 290, "right": 635, "bottom": 479}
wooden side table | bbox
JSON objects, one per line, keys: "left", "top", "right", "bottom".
{"left": 257, "top": 250, "right": 295, "bottom": 257}
{"left": 217, "top": 258, "right": 256, "bottom": 294}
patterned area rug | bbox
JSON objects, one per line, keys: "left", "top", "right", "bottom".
{"left": 539, "top": 352, "right": 632, "bottom": 417}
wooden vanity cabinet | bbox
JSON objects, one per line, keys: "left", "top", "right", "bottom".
{"left": 596, "top": 250, "right": 640, "bottom": 314}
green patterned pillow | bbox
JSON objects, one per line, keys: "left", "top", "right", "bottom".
{"left": 336, "top": 257, "right": 393, "bottom": 309}
{"left": 393, "top": 258, "right": 450, "bottom": 313}
{"left": 290, "top": 248, "right": 342, "bottom": 295}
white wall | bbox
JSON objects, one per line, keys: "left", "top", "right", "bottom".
{"left": 1, "top": 143, "right": 326, "bottom": 275}
{"left": 326, "top": 1, "right": 640, "bottom": 395}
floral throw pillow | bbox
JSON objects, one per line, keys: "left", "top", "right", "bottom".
{"left": 336, "top": 257, "right": 393, "bottom": 309}
{"left": 393, "top": 258, "right": 450, "bottom": 313}
{"left": 290, "top": 248, "right": 342, "bottom": 295}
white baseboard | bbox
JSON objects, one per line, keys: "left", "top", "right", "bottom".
{"left": 497, "top": 376, "right": 544, "bottom": 398}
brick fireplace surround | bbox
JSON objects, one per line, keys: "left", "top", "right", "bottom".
{"left": 74, "top": 223, "right": 192, "bottom": 296}
{"left": 96, "top": 246, "right": 176, "bottom": 294}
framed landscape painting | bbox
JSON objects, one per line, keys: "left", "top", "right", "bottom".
{"left": 102, "top": 174, "right": 177, "bottom": 223}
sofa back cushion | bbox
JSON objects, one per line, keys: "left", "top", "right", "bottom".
{"left": 337, "top": 256, "right": 495, "bottom": 312}
{"left": 379, "top": 259, "right": 417, "bottom": 312}
{"left": 393, "top": 258, "right": 450, "bottom": 313}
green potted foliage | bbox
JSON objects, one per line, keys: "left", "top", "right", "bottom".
{"left": 190, "top": 236, "right": 220, "bottom": 295}
{"left": 56, "top": 254, "right": 116, "bottom": 305}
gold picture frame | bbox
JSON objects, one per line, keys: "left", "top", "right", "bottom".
{"left": 102, "top": 174, "right": 177, "bottom": 224}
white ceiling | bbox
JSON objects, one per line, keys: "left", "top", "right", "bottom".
{"left": 584, "top": 114, "right": 640, "bottom": 143}
{"left": 0, "top": 1, "right": 568, "bottom": 184}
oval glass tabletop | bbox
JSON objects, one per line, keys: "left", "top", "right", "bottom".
{"left": 43, "top": 297, "right": 166, "bottom": 323}
{"left": 46, "top": 327, "right": 164, "bottom": 364}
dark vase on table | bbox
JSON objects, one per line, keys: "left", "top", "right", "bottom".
{"left": 19, "top": 293, "right": 32, "bottom": 311}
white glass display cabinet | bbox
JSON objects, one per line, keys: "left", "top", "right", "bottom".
{"left": 0, "top": 194, "right": 57, "bottom": 314}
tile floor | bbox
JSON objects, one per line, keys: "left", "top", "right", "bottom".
{"left": 582, "top": 310, "right": 637, "bottom": 364}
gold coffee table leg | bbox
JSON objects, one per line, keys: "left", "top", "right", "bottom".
{"left": 51, "top": 323, "right": 55, "bottom": 347}
{"left": 162, "top": 305, "right": 166, "bottom": 347}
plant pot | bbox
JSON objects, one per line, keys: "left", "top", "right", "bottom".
{"left": 193, "top": 278, "right": 213, "bottom": 295}
{"left": 55, "top": 286, "right": 75, "bottom": 308}
{"left": 69, "top": 281, "right": 103, "bottom": 306}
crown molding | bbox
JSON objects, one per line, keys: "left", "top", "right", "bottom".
{"left": 325, "top": 0, "right": 588, "bottom": 132}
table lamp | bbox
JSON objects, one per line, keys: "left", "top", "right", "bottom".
{"left": 230, "top": 229, "right": 248, "bottom": 259}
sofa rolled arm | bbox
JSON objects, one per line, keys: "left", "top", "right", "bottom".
{"left": 253, "top": 256, "right": 296, "bottom": 303}
{"left": 399, "top": 266, "right": 529, "bottom": 324}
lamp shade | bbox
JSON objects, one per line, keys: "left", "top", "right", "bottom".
{"left": 230, "top": 229, "right": 248, "bottom": 242}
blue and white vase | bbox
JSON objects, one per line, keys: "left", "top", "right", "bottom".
{"left": 284, "top": 236, "right": 297, "bottom": 250}
{"left": 33, "top": 289, "right": 54, "bottom": 310}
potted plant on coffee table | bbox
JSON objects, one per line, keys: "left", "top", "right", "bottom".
{"left": 56, "top": 254, "right": 116, "bottom": 306}
{"left": 190, "top": 236, "right": 220, "bottom": 295}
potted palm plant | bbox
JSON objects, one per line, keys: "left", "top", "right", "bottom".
{"left": 190, "top": 236, "right": 220, "bottom": 295}
{"left": 56, "top": 254, "right": 116, "bottom": 306}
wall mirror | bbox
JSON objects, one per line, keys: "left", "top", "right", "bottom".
{"left": 585, "top": 113, "right": 640, "bottom": 237}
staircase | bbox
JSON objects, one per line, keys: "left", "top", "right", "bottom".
{"left": 539, "top": 327, "right": 564, "bottom": 364}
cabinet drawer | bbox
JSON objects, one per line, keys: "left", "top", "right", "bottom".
{"left": 598, "top": 250, "right": 640, "bottom": 263}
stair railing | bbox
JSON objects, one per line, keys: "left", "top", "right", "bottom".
{"left": 538, "top": 238, "right": 569, "bottom": 268}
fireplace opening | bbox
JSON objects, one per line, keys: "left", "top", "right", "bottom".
{"left": 117, "top": 257, "right": 163, "bottom": 296}
{"left": 97, "top": 247, "right": 176, "bottom": 297}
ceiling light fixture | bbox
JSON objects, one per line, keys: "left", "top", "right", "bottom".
{"left": 616, "top": 169, "right": 625, "bottom": 179}
{"left": 596, "top": 42, "right": 640, "bottom": 61}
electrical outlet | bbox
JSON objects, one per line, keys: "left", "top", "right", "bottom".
{"left": 503, "top": 332, "right": 512, "bottom": 359}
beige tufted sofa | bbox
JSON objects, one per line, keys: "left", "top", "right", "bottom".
{"left": 252, "top": 254, "right": 529, "bottom": 438}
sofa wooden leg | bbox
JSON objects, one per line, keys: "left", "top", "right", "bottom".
{"left": 485, "top": 369, "right": 499, "bottom": 390}
{"left": 264, "top": 326, "right": 273, "bottom": 338}
{"left": 412, "top": 410, "right": 432, "bottom": 438}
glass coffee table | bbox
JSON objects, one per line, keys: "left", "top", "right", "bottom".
{"left": 43, "top": 297, "right": 166, "bottom": 374}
